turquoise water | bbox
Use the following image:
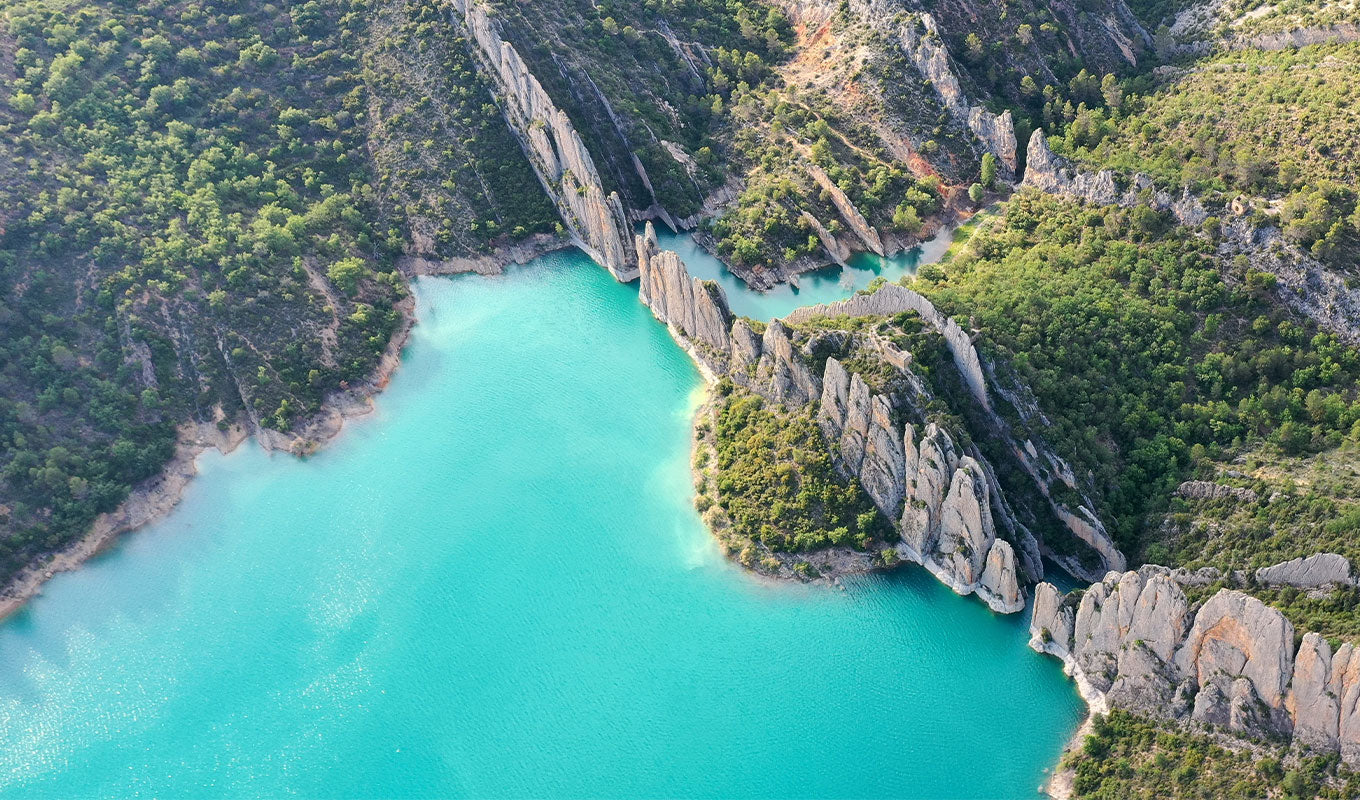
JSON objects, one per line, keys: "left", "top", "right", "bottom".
{"left": 0, "top": 249, "right": 1083, "bottom": 797}
{"left": 651, "top": 227, "right": 952, "bottom": 321}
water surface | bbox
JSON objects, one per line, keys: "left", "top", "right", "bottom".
{"left": 651, "top": 227, "right": 952, "bottom": 321}
{"left": 0, "top": 248, "right": 1082, "bottom": 797}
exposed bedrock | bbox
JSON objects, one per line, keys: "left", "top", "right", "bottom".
{"left": 895, "top": 11, "right": 1017, "bottom": 177}
{"left": 641, "top": 245, "right": 1031, "bottom": 610}
{"left": 1023, "top": 129, "right": 1360, "bottom": 344}
{"left": 1030, "top": 569, "right": 1360, "bottom": 764}
{"left": 815, "top": 358, "right": 1022, "bottom": 613}
{"left": 1256, "top": 553, "right": 1356, "bottom": 589}
{"left": 808, "top": 164, "right": 886, "bottom": 256}
{"left": 636, "top": 225, "right": 732, "bottom": 355}
{"left": 449, "top": 0, "right": 636, "bottom": 280}
{"left": 786, "top": 285, "right": 1125, "bottom": 576}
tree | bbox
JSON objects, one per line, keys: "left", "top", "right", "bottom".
{"left": 327, "top": 257, "right": 366, "bottom": 295}
{"left": 1101, "top": 73, "right": 1123, "bottom": 112}
{"left": 968, "top": 183, "right": 985, "bottom": 204}
{"left": 964, "top": 33, "right": 984, "bottom": 63}
{"left": 980, "top": 153, "right": 997, "bottom": 188}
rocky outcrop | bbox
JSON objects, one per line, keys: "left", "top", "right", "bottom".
{"left": 449, "top": 0, "right": 636, "bottom": 280}
{"left": 755, "top": 320, "right": 821, "bottom": 407}
{"left": 816, "top": 359, "right": 1017, "bottom": 611}
{"left": 897, "top": 12, "right": 1016, "bottom": 177}
{"left": 785, "top": 284, "right": 990, "bottom": 412}
{"left": 800, "top": 210, "right": 850, "bottom": 267}
{"left": 636, "top": 224, "right": 732, "bottom": 357}
{"left": 1029, "top": 582, "right": 1077, "bottom": 659}
{"left": 807, "top": 164, "right": 885, "bottom": 256}
{"left": 785, "top": 284, "right": 1126, "bottom": 576}
{"left": 1023, "top": 129, "right": 1360, "bottom": 344}
{"left": 1175, "top": 480, "right": 1258, "bottom": 504}
{"left": 1022, "top": 130, "right": 1119, "bottom": 205}
{"left": 899, "top": 423, "right": 959, "bottom": 562}
{"left": 978, "top": 539, "right": 1024, "bottom": 614}
{"left": 637, "top": 245, "right": 1032, "bottom": 611}
{"left": 818, "top": 359, "right": 906, "bottom": 515}
{"left": 1031, "top": 570, "right": 1360, "bottom": 764}
{"left": 1177, "top": 590, "right": 1295, "bottom": 730}
{"left": 1053, "top": 505, "right": 1127, "bottom": 577}
{"left": 1256, "top": 553, "right": 1355, "bottom": 589}
{"left": 1233, "top": 24, "right": 1360, "bottom": 52}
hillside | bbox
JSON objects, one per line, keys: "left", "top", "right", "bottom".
{"left": 6, "top": 0, "right": 1360, "bottom": 795}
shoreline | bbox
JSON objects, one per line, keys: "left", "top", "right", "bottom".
{"left": 397, "top": 233, "right": 570, "bottom": 278}
{"left": 0, "top": 284, "right": 420, "bottom": 622}
{"left": 0, "top": 223, "right": 923, "bottom": 622}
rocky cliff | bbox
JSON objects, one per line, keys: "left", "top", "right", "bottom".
{"left": 1030, "top": 561, "right": 1360, "bottom": 765}
{"left": 448, "top": 0, "right": 636, "bottom": 280}
{"left": 639, "top": 235, "right": 1039, "bottom": 611}
{"left": 817, "top": 358, "right": 1024, "bottom": 612}
{"left": 785, "top": 285, "right": 1126, "bottom": 578}
{"left": 635, "top": 226, "right": 733, "bottom": 358}
{"left": 1023, "top": 129, "right": 1360, "bottom": 344}
{"left": 895, "top": 11, "right": 1018, "bottom": 178}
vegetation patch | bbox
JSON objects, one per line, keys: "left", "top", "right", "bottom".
{"left": 916, "top": 191, "right": 1360, "bottom": 561}
{"left": 1065, "top": 710, "right": 1359, "bottom": 799}
{"left": 693, "top": 380, "right": 890, "bottom": 573}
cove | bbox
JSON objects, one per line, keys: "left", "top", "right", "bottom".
{"left": 0, "top": 248, "right": 1084, "bottom": 798}
{"left": 651, "top": 227, "right": 954, "bottom": 322}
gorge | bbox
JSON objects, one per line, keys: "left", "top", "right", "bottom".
{"left": 0, "top": 247, "right": 1085, "bottom": 797}
{"left": 4, "top": 0, "right": 1360, "bottom": 795}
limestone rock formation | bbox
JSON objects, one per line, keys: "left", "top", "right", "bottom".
{"left": 817, "top": 359, "right": 906, "bottom": 516}
{"left": 896, "top": 12, "right": 1017, "bottom": 176}
{"left": 978, "top": 539, "right": 1024, "bottom": 614}
{"left": 1290, "top": 633, "right": 1342, "bottom": 750}
{"left": 1022, "top": 130, "right": 1119, "bottom": 205}
{"left": 1032, "top": 573, "right": 1360, "bottom": 763}
{"left": 729, "top": 318, "right": 763, "bottom": 375}
{"left": 757, "top": 320, "right": 821, "bottom": 407}
{"left": 808, "top": 164, "right": 885, "bottom": 255}
{"left": 637, "top": 225, "right": 733, "bottom": 357}
{"left": 1256, "top": 553, "right": 1355, "bottom": 589}
{"left": 899, "top": 423, "right": 959, "bottom": 562}
{"left": 799, "top": 211, "right": 851, "bottom": 267}
{"left": 931, "top": 458, "right": 996, "bottom": 591}
{"left": 785, "top": 285, "right": 990, "bottom": 411}
{"left": 1029, "top": 581, "right": 1078, "bottom": 659}
{"left": 449, "top": 0, "right": 636, "bottom": 280}
{"left": 1175, "top": 590, "right": 1295, "bottom": 723}
{"left": 1175, "top": 480, "right": 1259, "bottom": 504}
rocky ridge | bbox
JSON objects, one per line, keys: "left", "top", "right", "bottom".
{"left": 784, "top": 285, "right": 1126, "bottom": 579}
{"left": 633, "top": 222, "right": 1132, "bottom": 612}
{"left": 893, "top": 10, "right": 1018, "bottom": 178}
{"left": 1022, "top": 129, "right": 1360, "bottom": 344}
{"left": 1030, "top": 561, "right": 1360, "bottom": 766}
{"left": 448, "top": 0, "right": 636, "bottom": 281}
